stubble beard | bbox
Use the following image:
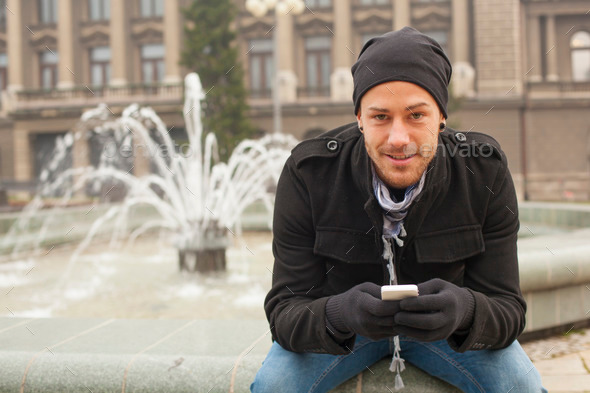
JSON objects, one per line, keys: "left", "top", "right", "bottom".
{"left": 370, "top": 148, "right": 436, "bottom": 189}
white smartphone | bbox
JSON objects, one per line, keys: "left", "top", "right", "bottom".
{"left": 381, "top": 284, "right": 419, "bottom": 301}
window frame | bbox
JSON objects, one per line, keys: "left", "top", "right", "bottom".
{"left": 0, "top": 0, "right": 7, "bottom": 29}
{"left": 570, "top": 30, "right": 590, "bottom": 82}
{"left": 358, "top": 0, "right": 390, "bottom": 5}
{"left": 39, "top": 50, "right": 59, "bottom": 89}
{"left": 304, "top": 0, "right": 332, "bottom": 9}
{"left": 38, "top": 0, "right": 58, "bottom": 24}
{"left": 304, "top": 36, "right": 332, "bottom": 95}
{"left": 89, "top": 46, "right": 111, "bottom": 87}
{"left": 88, "top": 0, "right": 110, "bottom": 21}
{"left": 140, "top": 44, "right": 165, "bottom": 83}
{"left": 0, "top": 53, "right": 7, "bottom": 91}
{"left": 248, "top": 39, "right": 274, "bottom": 98}
{"left": 139, "top": 0, "right": 164, "bottom": 18}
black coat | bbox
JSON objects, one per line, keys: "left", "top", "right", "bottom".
{"left": 265, "top": 123, "right": 526, "bottom": 355}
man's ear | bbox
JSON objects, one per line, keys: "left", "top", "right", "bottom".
{"left": 357, "top": 110, "right": 363, "bottom": 132}
{"left": 439, "top": 114, "right": 446, "bottom": 132}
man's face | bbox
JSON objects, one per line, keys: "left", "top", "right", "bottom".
{"left": 357, "top": 81, "right": 445, "bottom": 189}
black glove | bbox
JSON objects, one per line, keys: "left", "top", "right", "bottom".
{"left": 393, "top": 278, "right": 475, "bottom": 342}
{"left": 325, "top": 282, "right": 402, "bottom": 341}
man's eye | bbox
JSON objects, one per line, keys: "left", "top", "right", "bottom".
{"left": 411, "top": 113, "right": 424, "bottom": 120}
{"left": 374, "top": 114, "right": 387, "bottom": 120}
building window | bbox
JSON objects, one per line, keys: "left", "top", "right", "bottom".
{"left": 0, "top": 53, "right": 7, "bottom": 90}
{"left": 40, "top": 50, "right": 59, "bottom": 89}
{"left": 90, "top": 46, "right": 111, "bottom": 86}
{"left": 140, "top": 0, "right": 163, "bottom": 17}
{"left": 305, "top": 36, "right": 331, "bottom": 95}
{"left": 38, "top": 0, "right": 58, "bottom": 24}
{"left": 141, "top": 44, "right": 165, "bottom": 83}
{"left": 359, "top": 0, "right": 390, "bottom": 5}
{"left": 423, "top": 30, "right": 449, "bottom": 55}
{"left": 88, "top": 0, "right": 110, "bottom": 21}
{"left": 249, "top": 39, "right": 274, "bottom": 98}
{"left": 0, "top": 0, "right": 7, "bottom": 29}
{"left": 571, "top": 31, "right": 590, "bottom": 82}
{"left": 305, "top": 0, "right": 331, "bottom": 8}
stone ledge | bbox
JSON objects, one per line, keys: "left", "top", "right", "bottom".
{"left": 0, "top": 317, "right": 459, "bottom": 393}
{"left": 519, "top": 202, "right": 590, "bottom": 229}
{"left": 518, "top": 228, "right": 590, "bottom": 292}
{"left": 518, "top": 226, "right": 590, "bottom": 335}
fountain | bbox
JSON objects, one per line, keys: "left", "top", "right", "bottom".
{"left": 1, "top": 73, "right": 297, "bottom": 275}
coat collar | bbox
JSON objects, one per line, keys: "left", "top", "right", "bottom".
{"left": 352, "top": 133, "right": 450, "bottom": 239}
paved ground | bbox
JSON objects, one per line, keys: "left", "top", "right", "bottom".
{"left": 521, "top": 328, "right": 590, "bottom": 392}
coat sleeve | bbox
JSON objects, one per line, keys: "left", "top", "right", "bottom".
{"left": 264, "top": 157, "right": 355, "bottom": 354}
{"left": 449, "top": 152, "right": 526, "bottom": 352}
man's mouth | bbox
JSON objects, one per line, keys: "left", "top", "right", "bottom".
{"left": 386, "top": 154, "right": 415, "bottom": 160}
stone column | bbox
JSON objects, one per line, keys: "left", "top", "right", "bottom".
{"left": 333, "top": 0, "right": 352, "bottom": 69}
{"left": 13, "top": 129, "right": 32, "bottom": 181}
{"left": 6, "top": 0, "right": 29, "bottom": 91}
{"left": 526, "top": 15, "right": 542, "bottom": 82}
{"left": 57, "top": 0, "right": 76, "bottom": 88}
{"left": 276, "top": 10, "right": 297, "bottom": 103}
{"left": 452, "top": 0, "right": 469, "bottom": 63}
{"left": 110, "top": 0, "right": 131, "bottom": 86}
{"left": 450, "top": 0, "right": 475, "bottom": 97}
{"left": 393, "top": 0, "right": 410, "bottom": 31}
{"left": 331, "top": 0, "right": 353, "bottom": 101}
{"left": 163, "top": 0, "right": 182, "bottom": 84}
{"left": 133, "top": 136, "right": 151, "bottom": 178}
{"left": 472, "top": 0, "right": 522, "bottom": 96}
{"left": 545, "top": 14, "right": 559, "bottom": 81}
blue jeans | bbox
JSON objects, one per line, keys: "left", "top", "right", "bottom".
{"left": 251, "top": 336, "right": 546, "bottom": 393}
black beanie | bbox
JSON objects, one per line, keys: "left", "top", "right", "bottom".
{"left": 352, "top": 27, "right": 452, "bottom": 118}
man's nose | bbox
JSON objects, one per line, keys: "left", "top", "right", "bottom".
{"left": 386, "top": 120, "right": 411, "bottom": 148}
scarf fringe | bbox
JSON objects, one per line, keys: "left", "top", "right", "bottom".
{"left": 374, "top": 168, "right": 426, "bottom": 391}
{"left": 382, "top": 236, "right": 405, "bottom": 389}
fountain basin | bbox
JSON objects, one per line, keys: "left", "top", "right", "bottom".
{"left": 516, "top": 202, "right": 590, "bottom": 339}
{"left": 1, "top": 202, "right": 589, "bottom": 391}
{"left": 0, "top": 317, "right": 460, "bottom": 393}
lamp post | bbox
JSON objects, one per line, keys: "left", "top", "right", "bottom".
{"left": 245, "top": 0, "right": 305, "bottom": 134}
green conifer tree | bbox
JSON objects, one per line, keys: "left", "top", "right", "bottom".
{"left": 180, "top": 0, "right": 255, "bottom": 160}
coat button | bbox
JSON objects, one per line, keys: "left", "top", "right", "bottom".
{"left": 326, "top": 140, "right": 338, "bottom": 151}
{"left": 455, "top": 132, "right": 467, "bottom": 142}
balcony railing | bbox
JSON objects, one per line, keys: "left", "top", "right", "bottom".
{"left": 297, "top": 86, "right": 331, "bottom": 98}
{"left": 248, "top": 88, "right": 272, "bottom": 99}
{"left": 527, "top": 80, "right": 590, "bottom": 96}
{"left": 4, "top": 82, "right": 184, "bottom": 112}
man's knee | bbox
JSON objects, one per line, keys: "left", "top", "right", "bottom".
{"left": 508, "top": 364, "right": 545, "bottom": 393}
{"left": 250, "top": 365, "right": 297, "bottom": 393}
{"left": 495, "top": 342, "right": 545, "bottom": 392}
{"left": 250, "top": 342, "right": 306, "bottom": 393}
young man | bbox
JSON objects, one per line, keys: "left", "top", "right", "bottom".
{"left": 251, "top": 27, "right": 546, "bottom": 393}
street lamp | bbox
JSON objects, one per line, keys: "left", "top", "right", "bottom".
{"left": 245, "top": 0, "right": 305, "bottom": 134}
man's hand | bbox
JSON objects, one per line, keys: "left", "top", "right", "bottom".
{"left": 393, "top": 278, "right": 475, "bottom": 342}
{"left": 325, "top": 282, "right": 401, "bottom": 340}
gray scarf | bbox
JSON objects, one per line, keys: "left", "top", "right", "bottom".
{"left": 371, "top": 166, "right": 426, "bottom": 390}
{"left": 372, "top": 166, "right": 426, "bottom": 247}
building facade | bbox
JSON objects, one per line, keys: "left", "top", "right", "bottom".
{"left": 0, "top": 0, "right": 589, "bottom": 201}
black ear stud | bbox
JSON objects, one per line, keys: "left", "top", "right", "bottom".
{"left": 439, "top": 123, "right": 446, "bottom": 130}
